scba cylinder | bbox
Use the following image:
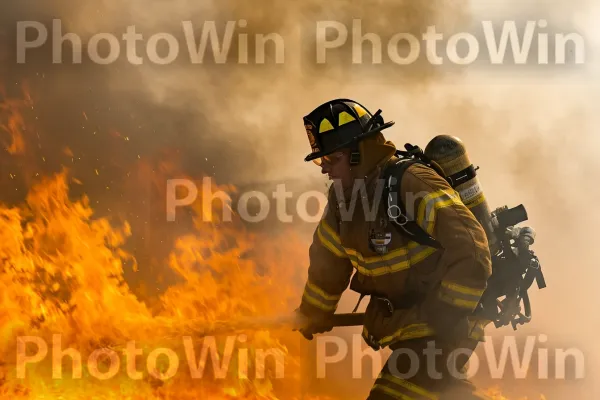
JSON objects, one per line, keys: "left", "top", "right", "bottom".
{"left": 424, "top": 135, "right": 499, "bottom": 254}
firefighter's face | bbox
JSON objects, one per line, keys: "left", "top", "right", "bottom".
{"left": 319, "top": 150, "right": 352, "bottom": 187}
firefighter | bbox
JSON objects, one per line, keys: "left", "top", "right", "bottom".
{"left": 295, "top": 99, "right": 493, "bottom": 399}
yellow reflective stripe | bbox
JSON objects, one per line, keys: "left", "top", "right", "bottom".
{"left": 468, "top": 319, "right": 487, "bottom": 341}
{"left": 302, "top": 280, "right": 341, "bottom": 312}
{"left": 363, "top": 320, "right": 487, "bottom": 350}
{"left": 344, "top": 246, "right": 409, "bottom": 275}
{"left": 438, "top": 294, "right": 479, "bottom": 310}
{"left": 442, "top": 281, "right": 485, "bottom": 297}
{"left": 317, "top": 228, "right": 346, "bottom": 257}
{"left": 343, "top": 243, "right": 437, "bottom": 277}
{"left": 381, "top": 374, "right": 439, "bottom": 400}
{"left": 346, "top": 245, "right": 409, "bottom": 263}
{"left": 365, "top": 323, "right": 435, "bottom": 347}
{"left": 417, "top": 190, "right": 448, "bottom": 230}
{"left": 381, "top": 324, "right": 435, "bottom": 346}
{"left": 317, "top": 220, "right": 347, "bottom": 258}
{"left": 465, "top": 193, "right": 486, "bottom": 208}
{"left": 348, "top": 257, "right": 408, "bottom": 276}
{"left": 407, "top": 241, "right": 437, "bottom": 264}
{"left": 320, "top": 219, "right": 341, "bottom": 244}
{"left": 306, "top": 281, "right": 340, "bottom": 301}
{"left": 302, "top": 292, "right": 337, "bottom": 311}
{"left": 345, "top": 250, "right": 408, "bottom": 276}
{"left": 372, "top": 384, "right": 415, "bottom": 400}
{"left": 439, "top": 281, "right": 484, "bottom": 311}
{"left": 317, "top": 218, "right": 441, "bottom": 276}
{"left": 416, "top": 189, "right": 462, "bottom": 234}
{"left": 365, "top": 320, "right": 484, "bottom": 348}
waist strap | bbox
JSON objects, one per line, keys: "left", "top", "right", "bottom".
{"left": 349, "top": 272, "right": 424, "bottom": 314}
{"left": 350, "top": 289, "right": 423, "bottom": 315}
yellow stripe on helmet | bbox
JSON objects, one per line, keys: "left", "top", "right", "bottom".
{"left": 338, "top": 111, "right": 356, "bottom": 126}
{"left": 353, "top": 104, "right": 368, "bottom": 117}
{"left": 319, "top": 118, "right": 334, "bottom": 133}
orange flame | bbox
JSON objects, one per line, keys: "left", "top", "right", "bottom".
{"left": 0, "top": 169, "right": 311, "bottom": 399}
{"left": 0, "top": 83, "right": 545, "bottom": 399}
{"left": 0, "top": 81, "right": 31, "bottom": 155}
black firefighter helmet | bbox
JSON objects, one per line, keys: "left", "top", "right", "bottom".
{"left": 303, "top": 99, "right": 395, "bottom": 165}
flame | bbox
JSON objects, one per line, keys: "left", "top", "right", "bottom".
{"left": 0, "top": 169, "right": 313, "bottom": 399}
{"left": 0, "top": 81, "right": 30, "bottom": 155}
{"left": 0, "top": 83, "right": 309, "bottom": 399}
{"left": 0, "top": 84, "right": 545, "bottom": 399}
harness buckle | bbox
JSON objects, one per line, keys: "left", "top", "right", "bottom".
{"left": 374, "top": 296, "right": 394, "bottom": 316}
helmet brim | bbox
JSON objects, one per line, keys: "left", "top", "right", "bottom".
{"left": 304, "top": 121, "right": 395, "bottom": 162}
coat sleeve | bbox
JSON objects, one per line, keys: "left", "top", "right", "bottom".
{"left": 298, "top": 189, "right": 355, "bottom": 319}
{"left": 401, "top": 163, "right": 492, "bottom": 324}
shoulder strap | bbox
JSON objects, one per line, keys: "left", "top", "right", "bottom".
{"left": 381, "top": 148, "right": 443, "bottom": 249}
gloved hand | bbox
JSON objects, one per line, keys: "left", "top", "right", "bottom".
{"left": 293, "top": 308, "right": 334, "bottom": 340}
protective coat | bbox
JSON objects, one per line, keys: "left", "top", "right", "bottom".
{"left": 299, "top": 136, "right": 492, "bottom": 351}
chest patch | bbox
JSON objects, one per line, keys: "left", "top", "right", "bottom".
{"left": 369, "top": 231, "right": 392, "bottom": 255}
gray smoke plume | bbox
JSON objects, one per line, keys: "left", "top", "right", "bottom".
{"left": 0, "top": 0, "right": 598, "bottom": 397}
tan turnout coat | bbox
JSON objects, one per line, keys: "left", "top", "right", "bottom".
{"left": 299, "top": 140, "right": 492, "bottom": 350}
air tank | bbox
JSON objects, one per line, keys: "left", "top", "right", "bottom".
{"left": 424, "top": 135, "right": 499, "bottom": 254}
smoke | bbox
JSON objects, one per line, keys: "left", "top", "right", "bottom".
{"left": 0, "top": 0, "right": 473, "bottom": 305}
{"left": 1, "top": 0, "right": 599, "bottom": 398}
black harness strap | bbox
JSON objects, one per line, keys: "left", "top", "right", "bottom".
{"left": 381, "top": 153, "right": 443, "bottom": 249}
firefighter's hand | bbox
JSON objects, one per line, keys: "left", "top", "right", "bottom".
{"left": 293, "top": 308, "right": 334, "bottom": 340}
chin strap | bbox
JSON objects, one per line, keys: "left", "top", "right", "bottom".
{"left": 349, "top": 109, "right": 384, "bottom": 166}
{"left": 350, "top": 142, "right": 360, "bottom": 165}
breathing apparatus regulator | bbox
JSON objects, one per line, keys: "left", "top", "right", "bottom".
{"left": 399, "top": 135, "right": 547, "bottom": 330}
